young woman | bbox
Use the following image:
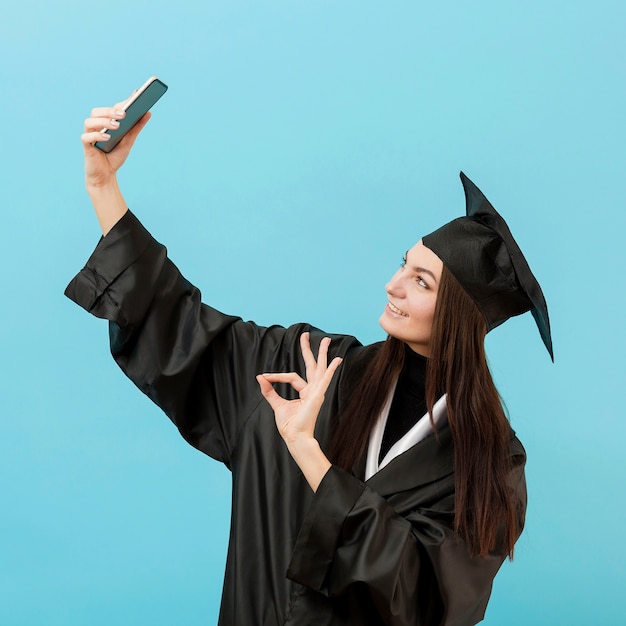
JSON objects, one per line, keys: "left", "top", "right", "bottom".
{"left": 67, "top": 103, "right": 552, "bottom": 625}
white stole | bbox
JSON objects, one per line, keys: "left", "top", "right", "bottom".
{"left": 365, "top": 386, "right": 448, "bottom": 481}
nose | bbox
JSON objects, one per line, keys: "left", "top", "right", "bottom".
{"left": 386, "top": 268, "right": 404, "bottom": 297}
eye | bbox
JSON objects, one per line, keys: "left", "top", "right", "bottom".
{"left": 416, "top": 276, "right": 429, "bottom": 289}
{"left": 400, "top": 254, "right": 407, "bottom": 268}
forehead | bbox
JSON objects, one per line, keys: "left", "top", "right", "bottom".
{"left": 407, "top": 241, "right": 444, "bottom": 276}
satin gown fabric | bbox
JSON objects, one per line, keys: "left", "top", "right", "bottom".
{"left": 65, "top": 210, "right": 527, "bottom": 626}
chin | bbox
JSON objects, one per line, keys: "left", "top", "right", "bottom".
{"left": 378, "top": 314, "right": 394, "bottom": 337}
{"left": 379, "top": 313, "right": 404, "bottom": 338}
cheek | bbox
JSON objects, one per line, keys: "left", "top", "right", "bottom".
{"left": 406, "top": 301, "right": 437, "bottom": 340}
{"left": 408, "top": 299, "right": 436, "bottom": 324}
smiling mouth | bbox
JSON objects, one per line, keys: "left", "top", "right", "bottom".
{"left": 388, "top": 302, "right": 409, "bottom": 317}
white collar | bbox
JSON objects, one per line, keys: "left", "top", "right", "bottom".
{"left": 365, "top": 387, "right": 448, "bottom": 481}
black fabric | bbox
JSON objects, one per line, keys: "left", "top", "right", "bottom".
{"left": 65, "top": 210, "right": 528, "bottom": 626}
{"left": 379, "top": 345, "right": 428, "bottom": 463}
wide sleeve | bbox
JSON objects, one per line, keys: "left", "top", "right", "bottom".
{"left": 64, "top": 210, "right": 321, "bottom": 467}
{"left": 286, "top": 438, "right": 527, "bottom": 626}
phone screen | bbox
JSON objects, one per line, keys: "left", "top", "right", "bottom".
{"left": 95, "top": 78, "right": 168, "bottom": 153}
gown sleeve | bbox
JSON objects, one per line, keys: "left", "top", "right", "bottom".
{"left": 286, "top": 435, "right": 527, "bottom": 626}
{"left": 64, "top": 210, "right": 323, "bottom": 466}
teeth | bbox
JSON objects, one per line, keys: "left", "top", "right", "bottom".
{"left": 389, "top": 302, "right": 408, "bottom": 317}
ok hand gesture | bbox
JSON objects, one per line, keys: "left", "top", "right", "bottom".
{"left": 256, "top": 332, "right": 343, "bottom": 446}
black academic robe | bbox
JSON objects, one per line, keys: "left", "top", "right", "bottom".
{"left": 65, "top": 211, "right": 527, "bottom": 626}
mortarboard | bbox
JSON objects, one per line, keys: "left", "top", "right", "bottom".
{"left": 422, "top": 172, "right": 553, "bottom": 360}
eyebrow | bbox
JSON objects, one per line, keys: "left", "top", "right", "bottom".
{"left": 413, "top": 266, "right": 438, "bottom": 284}
{"left": 404, "top": 251, "right": 438, "bottom": 284}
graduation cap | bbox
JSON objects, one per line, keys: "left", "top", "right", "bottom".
{"left": 422, "top": 172, "right": 553, "bottom": 360}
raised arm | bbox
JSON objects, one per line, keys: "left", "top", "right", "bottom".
{"left": 81, "top": 95, "right": 151, "bottom": 235}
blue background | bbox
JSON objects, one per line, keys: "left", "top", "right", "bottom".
{"left": 1, "top": 1, "right": 624, "bottom": 624}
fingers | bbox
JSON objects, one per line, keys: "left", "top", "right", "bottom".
{"left": 317, "top": 336, "right": 330, "bottom": 370}
{"left": 82, "top": 107, "right": 127, "bottom": 148}
{"left": 258, "top": 334, "right": 342, "bottom": 400}
{"left": 82, "top": 86, "right": 139, "bottom": 145}
{"left": 300, "top": 332, "right": 316, "bottom": 381}
{"left": 88, "top": 106, "right": 127, "bottom": 121}
{"left": 313, "top": 339, "right": 342, "bottom": 392}
{"left": 259, "top": 372, "right": 307, "bottom": 393}
{"left": 81, "top": 107, "right": 150, "bottom": 157}
{"left": 84, "top": 107, "right": 126, "bottom": 132}
{"left": 259, "top": 357, "right": 342, "bottom": 397}
{"left": 300, "top": 332, "right": 333, "bottom": 376}
{"left": 323, "top": 356, "right": 343, "bottom": 386}
{"left": 81, "top": 127, "right": 115, "bottom": 148}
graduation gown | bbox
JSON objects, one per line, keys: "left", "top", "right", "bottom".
{"left": 65, "top": 211, "right": 527, "bottom": 626}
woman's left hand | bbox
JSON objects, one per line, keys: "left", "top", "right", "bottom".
{"left": 256, "top": 332, "right": 343, "bottom": 447}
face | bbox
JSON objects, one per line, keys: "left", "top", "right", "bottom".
{"left": 378, "top": 241, "right": 444, "bottom": 357}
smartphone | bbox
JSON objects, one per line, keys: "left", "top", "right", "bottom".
{"left": 95, "top": 77, "right": 168, "bottom": 153}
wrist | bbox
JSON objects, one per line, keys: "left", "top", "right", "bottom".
{"left": 285, "top": 437, "right": 332, "bottom": 493}
{"left": 85, "top": 178, "right": 128, "bottom": 236}
{"left": 286, "top": 435, "right": 321, "bottom": 457}
{"left": 86, "top": 175, "right": 119, "bottom": 196}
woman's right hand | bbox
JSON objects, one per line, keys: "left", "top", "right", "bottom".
{"left": 81, "top": 96, "right": 151, "bottom": 190}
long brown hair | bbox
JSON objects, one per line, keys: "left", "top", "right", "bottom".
{"left": 328, "top": 266, "right": 519, "bottom": 558}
